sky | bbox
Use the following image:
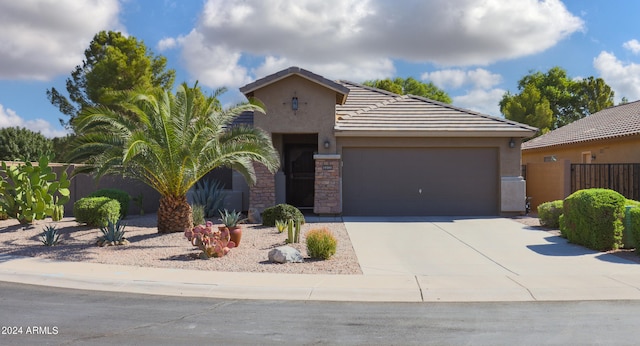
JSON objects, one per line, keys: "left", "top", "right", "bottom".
{"left": 1, "top": 0, "right": 639, "bottom": 138}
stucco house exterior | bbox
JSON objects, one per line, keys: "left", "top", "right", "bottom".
{"left": 234, "top": 67, "right": 536, "bottom": 216}
{"left": 522, "top": 100, "right": 640, "bottom": 208}
{"left": 522, "top": 100, "right": 640, "bottom": 164}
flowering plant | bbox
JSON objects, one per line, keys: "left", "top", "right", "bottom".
{"left": 184, "top": 221, "right": 235, "bottom": 259}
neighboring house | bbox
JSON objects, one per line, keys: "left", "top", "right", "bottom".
{"left": 231, "top": 67, "right": 536, "bottom": 217}
{"left": 522, "top": 100, "right": 640, "bottom": 164}
{"left": 522, "top": 100, "right": 640, "bottom": 208}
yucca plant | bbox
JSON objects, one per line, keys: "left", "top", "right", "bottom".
{"left": 41, "top": 225, "right": 60, "bottom": 246}
{"left": 275, "top": 219, "right": 287, "bottom": 233}
{"left": 97, "top": 219, "right": 129, "bottom": 247}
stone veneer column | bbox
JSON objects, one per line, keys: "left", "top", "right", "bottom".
{"left": 249, "top": 162, "right": 276, "bottom": 214}
{"left": 313, "top": 154, "right": 341, "bottom": 215}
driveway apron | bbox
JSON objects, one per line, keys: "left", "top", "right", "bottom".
{"left": 343, "top": 217, "right": 640, "bottom": 277}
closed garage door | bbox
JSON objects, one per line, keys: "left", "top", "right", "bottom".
{"left": 342, "top": 147, "right": 499, "bottom": 216}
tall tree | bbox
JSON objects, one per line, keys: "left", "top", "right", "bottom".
{"left": 68, "top": 84, "right": 279, "bottom": 233}
{"left": 47, "top": 31, "right": 175, "bottom": 129}
{"left": 0, "top": 127, "right": 52, "bottom": 162}
{"left": 500, "top": 67, "right": 614, "bottom": 132}
{"left": 363, "top": 77, "right": 452, "bottom": 103}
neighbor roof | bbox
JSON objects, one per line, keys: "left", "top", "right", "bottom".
{"left": 334, "top": 81, "right": 538, "bottom": 138}
{"left": 522, "top": 100, "right": 640, "bottom": 150}
{"left": 240, "top": 66, "right": 349, "bottom": 105}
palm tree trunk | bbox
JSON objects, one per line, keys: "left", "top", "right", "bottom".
{"left": 157, "top": 195, "right": 193, "bottom": 234}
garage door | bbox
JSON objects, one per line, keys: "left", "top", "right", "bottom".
{"left": 342, "top": 147, "right": 499, "bottom": 216}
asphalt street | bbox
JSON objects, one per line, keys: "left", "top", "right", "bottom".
{"left": 2, "top": 281, "right": 640, "bottom": 345}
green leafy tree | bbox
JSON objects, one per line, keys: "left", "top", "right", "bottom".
{"left": 363, "top": 77, "right": 452, "bottom": 103}
{"left": 68, "top": 83, "right": 280, "bottom": 234}
{"left": 47, "top": 31, "right": 175, "bottom": 129}
{"left": 500, "top": 67, "right": 614, "bottom": 132}
{"left": 0, "top": 127, "right": 52, "bottom": 162}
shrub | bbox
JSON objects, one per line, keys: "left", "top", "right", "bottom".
{"left": 628, "top": 207, "right": 640, "bottom": 251}
{"left": 89, "top": 188, "right": 130, "bottom": 218}
{"left": 560, "top": 188, "right": 625, "bottom": 251}
{"left": 74, "top": 197, "right": 120, "bottom": 227}
{"left": 306, "top": 228, "right": 337, "bottom": 260}
{"left": 537, "top": 200, "right": 563, "bottom": 228}
{"left": 261, "top": 204, "right": 305, "bottom": 227}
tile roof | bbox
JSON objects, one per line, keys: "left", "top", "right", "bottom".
{"left": 240, "top": 66, "right": 349, "bottom": 105}
{"left": 522, "top": 100, "right": 640, "bottom": 150}
{"left": 334, "top": 81, "right": 537, "bottom": 137}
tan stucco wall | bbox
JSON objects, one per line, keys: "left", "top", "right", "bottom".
{"left": 251, "top": 74, "right": 338, "bottom": 157}
{"left": 523, "top": 135, "right": 640, "bottom": 164}
{"left": 525, "top": 160, "right": 571, "bottom": 210}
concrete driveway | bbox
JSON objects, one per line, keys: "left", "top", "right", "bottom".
{"left": 344, "top": 217, "right": 640, "bottom": 301}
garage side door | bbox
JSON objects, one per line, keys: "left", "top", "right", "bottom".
{"left": 342, "top": 147, "right": 499, "bottom": 216}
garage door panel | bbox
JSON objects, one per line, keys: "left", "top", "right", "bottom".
{"left": 342, "top": 147, "right": 498, "bottom": 216}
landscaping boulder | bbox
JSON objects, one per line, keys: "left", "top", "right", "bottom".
{"left": 268, "top": 246, "right": 303, "bottom": 263}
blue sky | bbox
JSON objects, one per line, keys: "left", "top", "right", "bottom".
{"left": 1, "top": 0, "right": 639, "bottom": 138}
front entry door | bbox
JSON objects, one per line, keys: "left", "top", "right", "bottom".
{"left": 285, "top": 144, "right": 315, "bottom": 209}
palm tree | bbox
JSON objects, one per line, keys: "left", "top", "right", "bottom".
{"left": 69, "top": 83, "right": 279, "bottom": 233}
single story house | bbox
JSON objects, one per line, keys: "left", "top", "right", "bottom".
{"left": 522, "top": 100, "right": 640, "bottom": 207}
{"left": 522, "top": 100, "right": 640, "bottom": 164}
{"left": 232, "top": 67, "right": 536, "bottom": 216}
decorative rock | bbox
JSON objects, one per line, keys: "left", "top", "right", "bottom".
{"left": 268, "top": 246, "right": 303, "bottom": 263}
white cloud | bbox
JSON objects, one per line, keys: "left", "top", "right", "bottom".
{"left": 157, "top": 37, "right": 179, "bottom": 51}
{"left": 423, "top": 68, "right": 502, "bottom": 90}
{"left": 0, "top": 104, "right": 69, "bottom": 138}
{"left": 623, "top": 39, "right": 640, "bottom": 55}
{"left": 594, "top": 51, "right": 640, "bottom": 102}
{"left": 0, "top": 0, "right": 122, "bottom": 80}
{"left": 453, "top": 88, "right": 506, "bottom": 117}
{"left": 171, "top": 0, "right": 582, "bottom": 89}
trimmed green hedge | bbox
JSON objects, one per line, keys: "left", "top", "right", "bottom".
{"left": 89, "top": 188, "right": 130, "bottom": 218}
{"left": 560, "top": 188, "right": 625, "bottom": 251}
{"left": 261, "top": 204, "right": 305, "bottom": 227}
{"left": 73, "top": 197, "right": 120, "bottom": 227}
{"left": 537, "top": 200, "right": 563, "bottom": 228}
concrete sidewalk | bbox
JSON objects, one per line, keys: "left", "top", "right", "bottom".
{"left": 2, "top": 217, "right": 640, "bottom": 302}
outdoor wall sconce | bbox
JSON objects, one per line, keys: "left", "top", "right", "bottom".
{"left": 291, "top": 96, "right": 299, "bottom": 111}
{"left": 323, "top": 140, "right": 330, "bottom": 149}
{"left": 509, "top": 138, "right": 515, "bottom": 148}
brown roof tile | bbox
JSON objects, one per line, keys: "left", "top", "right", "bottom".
{"left": 522, "top": 100, "right": 640, "bottom": 150}
{"left": 335, "top": 81, "right": 537, "bottom": 137}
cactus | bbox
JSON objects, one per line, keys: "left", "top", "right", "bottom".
{"left": 286, "top": 219, "right": 301, "bottom": 244}
{"left": 184, "top": 221, "right": 235, "bottom": 258}
{"left": 41, "top": 224, "right": 60, "bottom": 246}
{"left": 51, "top": 202, "right": 64, "bottom": 222}
{"left": 0, "top": 155, "right": 70, "bottom": 224}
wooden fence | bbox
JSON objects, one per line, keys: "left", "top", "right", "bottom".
{"left": 571, "top": 163, "right": 640, "bottom": 200}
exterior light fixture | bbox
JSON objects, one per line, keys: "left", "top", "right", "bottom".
{"left": 509, "top": 138, "right": 515, "bottom": 148}
{"left": 323, "top": 140, "right": 330, "bottom": 149}
{"left": 291, "top": 97, "right": 298, "bottom": 111}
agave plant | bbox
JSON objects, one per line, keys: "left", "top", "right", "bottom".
{"left": 275, "top": 219, "right": 287, "bottom": 233}
{"left": 97, "top": 219, "right": 129, "bottom": 247}
{"left": 188, "top": 179, "right": 226, "bottom": 219}
{"left": 41, "top": 224, "right": 60, "bottom": 246}
{"left": 219, "top": 209, "right": 244, "bottom": 228}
